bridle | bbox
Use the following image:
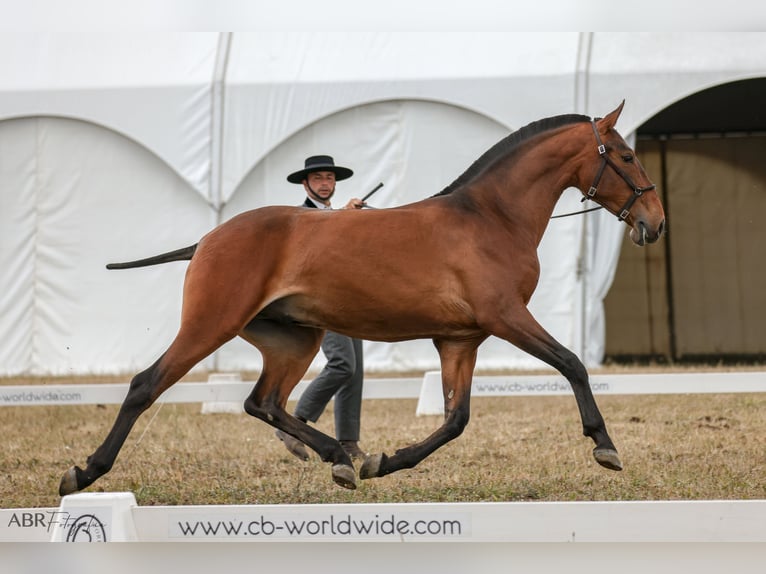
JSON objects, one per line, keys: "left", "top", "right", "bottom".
{"left": 585, "top": 119, "right": 657, "bottom": 221}
{"left": 552, "top": 120, "right": 656, "bottom": 221}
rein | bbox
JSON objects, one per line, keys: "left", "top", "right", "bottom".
{"left": 550, "top": 205, "right": 603, "bottom": 219}
{"left": 551, "top": 120, "right": 656, "bottom": 221}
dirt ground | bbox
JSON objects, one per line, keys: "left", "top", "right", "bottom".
{"left": 1, "top": 364, "right": 764, "bottom": 508}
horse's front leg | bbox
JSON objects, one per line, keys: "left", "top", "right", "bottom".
{"left": 485, "top": 305, "right": 622, "bottom": 471}
{"left": 360, "top": 338, "right": 482, "bottom": 480}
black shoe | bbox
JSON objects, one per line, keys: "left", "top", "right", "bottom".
{"left": 339, "top": 440, "right": 367, "bottom": 460}
{"left": 275, "top": 429, "right": 309, "bottom": 461}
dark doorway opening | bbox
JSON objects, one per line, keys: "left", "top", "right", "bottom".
{"left": 604, "top": 78, "right": 766, "bottom": 364}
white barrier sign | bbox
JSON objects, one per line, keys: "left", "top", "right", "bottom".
{"left": 3, "top": 497, "right": 765, "bottom": 543}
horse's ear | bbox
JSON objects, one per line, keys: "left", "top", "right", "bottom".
{"left": 597, "top": 100, "right": 625, "bottom": 132}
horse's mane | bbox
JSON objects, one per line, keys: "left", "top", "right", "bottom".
{"left": 433, "top": 113, "right": 591, "bottom": 197}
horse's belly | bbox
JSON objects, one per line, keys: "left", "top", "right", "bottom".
{"left": 266, "top": 295, "right": 481, "bottom": 342}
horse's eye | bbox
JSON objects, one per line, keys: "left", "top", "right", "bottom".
{"left": 622, "top": 154, "right": 634, "bottom": 163}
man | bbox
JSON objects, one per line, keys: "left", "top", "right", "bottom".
{"left": 275, "top": 155, "right": 367, "bottom": 461}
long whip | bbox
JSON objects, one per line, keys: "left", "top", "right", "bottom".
{"left": 361, "top": 182, "right": 384, "bottom": 202}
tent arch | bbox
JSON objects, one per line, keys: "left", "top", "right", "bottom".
{"left": 0, "top": 115, "right": 214, "bottom": 376}
{"left": 223, "top": 98, "right": 513, "bottom": 212}
{"left": 222, "top": 96, "right": 515, "bottom": 207}
{"left": 0, "top": 112, "right": 211, "bottom": 202}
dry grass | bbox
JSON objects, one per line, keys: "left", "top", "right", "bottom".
{"left": 1, "top": 371, "right": 765, "bottom": 508}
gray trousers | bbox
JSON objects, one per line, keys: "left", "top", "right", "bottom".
{"left": 294, "top": 331, "right": 364, "bottom": 442}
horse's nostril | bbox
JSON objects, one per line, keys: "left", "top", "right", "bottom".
{"left": 658, "top": 219, "right": 666, "bottom": 236}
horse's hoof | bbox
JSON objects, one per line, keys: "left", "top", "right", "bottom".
{"left": 593, "top": 448, "right": 623, "bottom": 471}
{"left": 359, "top": 453, "right": 383, "bottom": 480}
{"left": 332, "top": 464, "right": 357, "bottom": 490}
{"left": 59, "top": 467, "right": 80, "bottom": 496}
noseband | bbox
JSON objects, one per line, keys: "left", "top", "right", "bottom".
{"left": 585, "top": 120, "right": 656, "bottom": 221}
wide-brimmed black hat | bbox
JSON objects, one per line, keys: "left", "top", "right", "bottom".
{"left": 287, "top": 155, "right": 354, "bottom": 184}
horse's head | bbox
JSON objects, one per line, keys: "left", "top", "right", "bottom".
{"left": 582, "top": 102, "right": 666, "bottom": 246}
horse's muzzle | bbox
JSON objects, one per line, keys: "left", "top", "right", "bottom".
{"left": 630, "top": 219, "right": 665, "bottom": 246}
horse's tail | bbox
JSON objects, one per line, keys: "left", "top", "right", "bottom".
{"left": 106, "top": 244, "right": 198, "bottom": 270}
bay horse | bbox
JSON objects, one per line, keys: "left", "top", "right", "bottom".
{"left": 59, "top": 101, "right": 665, "bottom": 495}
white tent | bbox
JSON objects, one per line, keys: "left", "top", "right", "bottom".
{"left": 2, "top": 32, "right": 765, "bottom": 376}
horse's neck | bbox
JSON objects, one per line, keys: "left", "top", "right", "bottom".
{"left": 470, "top": 146, "right": 576, "bottom": 243}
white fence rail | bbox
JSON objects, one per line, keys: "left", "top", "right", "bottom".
{"left": 2, "top": 371, "right": 765, "bottom": 408}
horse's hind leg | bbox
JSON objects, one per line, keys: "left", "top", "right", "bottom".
{"left": 360, "top": 338, "right": 481, "bottom": 481}
{"left": 59, "top": 328, "right": 237, "bottom": 496}
{"left": 486, "top": 306, "right": 621, "bottom": 471}
{"left": 239, "top": 319, "right": 357, "bottom": 489}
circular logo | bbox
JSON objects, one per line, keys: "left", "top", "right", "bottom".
{"left": 66, "top": 514, "right": 107, "bottom": 542}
